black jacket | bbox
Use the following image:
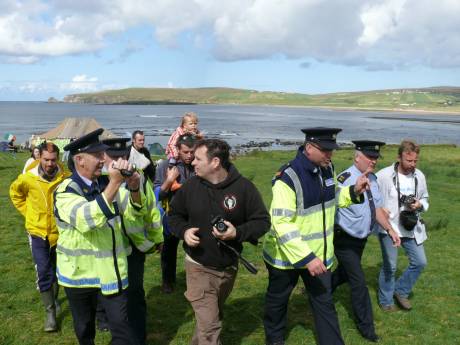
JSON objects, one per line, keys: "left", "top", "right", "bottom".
{"left": 168, "top": 164, "right": 270, "bottom": 269}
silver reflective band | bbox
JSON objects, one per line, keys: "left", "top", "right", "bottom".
{"left": 57, "top": 244, "right": 125, "bottom": 258}
{"left": 272, "top": 208, "right": 295, "bottom": 217}
{"left": 69, "top": 200, "right": 86, "bottom": 227}
{"left": 137, "top": 240, "right": 155, "bottom": 253}
{"left": 126, "top": 226, "right": 144, "bottom": 234}
{"left": 301, "top": 227, "right": 333, "bottom": 241}
{"left": 278, "top": 230, "right": 301, "bottom": 244}
{"left": 284, "top": 167, "right": 304, "bottom": 210}
{"left": 68, "top": 181, "right": 84, "bottom": 196}
{"left": 83, "top": 204, "right": 96, "bottom": 228}
{"left": 55, "top": 218, "right": 73, "bottom": 230}
{"left": 149, "top": 221, "right": 162, "bottom": 229}
{"left": 297, "top": 199, "right": 335, "bottom": 216}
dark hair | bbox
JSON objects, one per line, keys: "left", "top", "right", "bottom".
{"left": 30, "top": 146, "right": 40, "bottom": 158}
{"left": 176, "top": 134, "right": 197, "bottom": 149}
{"left": 195, "top": 139, "right": 231, "bottom": 170}
{"left": 398, "top": 139, "right": 420, "bottom": 156}
{"left": 38, "top": 141, "right": 60, "bottom": 156}
{"left": 132, "top": 130, "right": 144, "bottom": 140}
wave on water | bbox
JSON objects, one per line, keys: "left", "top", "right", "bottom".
{"left": 138, "top": 115, "right": 158, "bottom": 118}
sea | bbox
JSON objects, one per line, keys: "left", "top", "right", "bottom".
{"left": 1, "top": 102, "right": 459, "bottom": 149}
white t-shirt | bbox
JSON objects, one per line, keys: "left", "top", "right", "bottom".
{"left": 390, "top": 172, "right": 417, "bottom": 238}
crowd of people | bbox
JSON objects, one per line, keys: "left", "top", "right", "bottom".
{"left": 9, "top": 112, "right": 430, "bottom": 345}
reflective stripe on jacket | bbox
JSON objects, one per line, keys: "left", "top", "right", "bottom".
{"left": 119, "top": 175, "right": 163, "bottom": 253}
{"left": 54, "top": 175, "right": 146, "bottom": 295}
{"left": 9, "top": 160, "right": 68, "bottom": 247}
{"left": 263, "top": 148, "right": 362, "bottom": 270}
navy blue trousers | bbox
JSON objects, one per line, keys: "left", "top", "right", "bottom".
{"left": 29, "top": 235, "right": 56, "bottom": 292}
{"left": 65, "top": 287, "right": 138, "bottom": 345}
{"left": 264, "top": 263, "right": 344, "bottom": 345}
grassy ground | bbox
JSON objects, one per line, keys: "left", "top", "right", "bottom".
{"left": 1, "top": 145, "right": 459, "bottom": 344}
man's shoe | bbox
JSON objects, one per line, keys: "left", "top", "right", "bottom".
{"left": 394, "top": 293, "right": 412, "bottom": 310}
{"left": 161, "top": 282, "right": 174, "bottom": 294}
{"left": 363, "top": 333, "right": 380, "bottom": 343}
{"left": 379, "top": 304, "right": 398, "bottom": 312}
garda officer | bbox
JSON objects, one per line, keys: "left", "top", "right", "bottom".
{"left": 332, "top": 141, "right": 400, "bottom": 342}
{"left": 263, "top": 128, "right": 370, "bottom": 345}
{"left": 102, "top": 137, "right": 163, "bottom": 345}
{"left": 54, "top": 128, "right": 143, "bottom": 345}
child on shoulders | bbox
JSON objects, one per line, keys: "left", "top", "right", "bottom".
{"left": 166, "top": 112, "right": 203, "bottom": 159}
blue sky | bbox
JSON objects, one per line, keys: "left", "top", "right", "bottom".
{"left": 1, "top": 0, "right": 459, "bottom": 101}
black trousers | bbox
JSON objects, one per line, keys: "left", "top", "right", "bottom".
{"left": 161, "top": 232, "right": 180, "bottom": 284}
{"left": 127, "top": 246, "right": 147, "bottom": 345}
{"left": 332, "top": 226, "right": 375, "bottom": 337}
{"left": 64, "top": 287, "right": 137, "bottom": 345}
{"left": 264, "top": 263, "right": 344, "bottom": 345}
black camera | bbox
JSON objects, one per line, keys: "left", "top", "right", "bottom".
{"left": 211, "top": 215, "right": 228, "bottom": 233}
{"left": 400, "top": 194, "right": 416, "bottom": 206}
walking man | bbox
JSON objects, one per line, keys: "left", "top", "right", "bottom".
{"left": 10, "top": 142, "right": 67, "bottom": 332}
{"left": 54, "top": 128, "right": 143, "bottom": 345}
{"left": 168, "top": 139, "right": 270, "bottom": 344}
{"left": 376, "top": 140, "right": 429, "bottom": 311}
{"left": 154, "top": 134, "right": 196, "bottom": 293}
{"left": 332, "top": 140, "right": 400, "bottom": 342}
{"left": 263, "top": 128, "right": 370, "bottom": 345}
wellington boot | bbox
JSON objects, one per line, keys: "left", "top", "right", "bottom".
{"left": 40, "top": 290, "right": 57, "bottom": 332}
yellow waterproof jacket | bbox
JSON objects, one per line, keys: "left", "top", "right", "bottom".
{"left": 263, "top": 149, "right": 363, "bottom": 270}
{"left": 9, "top": 160, "right": 68, "bottom": 247}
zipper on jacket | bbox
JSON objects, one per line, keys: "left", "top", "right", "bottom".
{"left": 107, "top": 220, "right": 123, "bottom": 293}
{"left": 318, "top": 170, "right": 327, "bottom": 264}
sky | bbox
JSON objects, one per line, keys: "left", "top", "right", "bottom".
{"left": 1, "top": 0, "right": 460, "bottom": 101}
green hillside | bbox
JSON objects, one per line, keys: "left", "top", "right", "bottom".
{"left": 63, "top": 86, "right": 460, "bottom": 112}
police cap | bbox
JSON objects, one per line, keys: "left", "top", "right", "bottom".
{"left": 353, "top": 140, "right": 385, "bottom": 158}
{"left": 301, "top": 127, "right": 342, "bottom": 150}
{"left": 102, "top": 137, "right": 131, "bottom": 157}
{"left": 63, "top": 128, "right": 109, "bottom": 154}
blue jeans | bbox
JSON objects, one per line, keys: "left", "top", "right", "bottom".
{"left": 378, "top": 234, "right": 427, "bottom": 306}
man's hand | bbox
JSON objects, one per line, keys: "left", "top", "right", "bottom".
{"left": 125, "top": 171, "right": 141, "bottom": 191}
{"left": 108, "top": 157, "right": 127, "bottom": 184}
{"left": 388, "top": 229, "right": 401, "bottom": 247}
{"left": 154, "top": 243, "right": 164, "bottom": 253}
{"left": 166, "top": 166, "right": 180, "bottom": 183}
{"left": 184, "top": 227, "right": 200, "bottom": 247}
{"left": 354, "top": 167, "right": 371, "bottom": 195}
{"left": 305, "top": 257, "right": 327, "bottom": 276}
{"left": 409, "top": 199, "right": 423, "bottom": 211}
{"left": 212, "top": 221, "right": 237, "bottom": 241}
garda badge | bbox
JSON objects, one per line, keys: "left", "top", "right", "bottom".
{"left": 337, "top": 171, "right": 351, "bottom": 184}
{"left": 223, "top": 194, "right": 237, "bottom": 211}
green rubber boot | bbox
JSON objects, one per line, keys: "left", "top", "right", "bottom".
{"left": 40, "top": 290, "right": 57, "bottom": 332}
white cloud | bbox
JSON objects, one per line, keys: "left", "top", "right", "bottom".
{"left": 60, "top": 74, "right": 99, "bottom": 92}
{"left": 1, "top": 0, "right": 460, "bottom": 69}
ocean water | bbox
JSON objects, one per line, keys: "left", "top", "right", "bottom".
{"left": 0, "top": 102, "right": 459, "bottom": 148}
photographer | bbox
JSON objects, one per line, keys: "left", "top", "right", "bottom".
{"left": 154, "top": 134, "right": 196, "bottom": 293}
{"left": 376, "top": 140, "right": 429, "bottom": 311}
{"left": 168, "top": 139, "right": 270, "bottom": 345}
{"left": 54, "top": 129, "right": 143, "bottom": 345}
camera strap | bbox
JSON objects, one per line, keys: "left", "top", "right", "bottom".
{"left": 393, "top": 162, "right": 418, "bottom": 210}
{"left": 205, "top": 186, "right": 258, "bottom": 274}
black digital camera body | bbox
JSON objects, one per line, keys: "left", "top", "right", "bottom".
{"left": 400, "top": 194, "right": 416, "bottom": 206}
{"left": 211, "top": 215, "right": 228, "bottom": 233}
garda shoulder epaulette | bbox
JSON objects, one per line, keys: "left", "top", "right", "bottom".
{"left": 337, "top": 171, "right": 351, "bottom": 184}
{"left": 272, "top": 163, "right": 291, "bottom": 183}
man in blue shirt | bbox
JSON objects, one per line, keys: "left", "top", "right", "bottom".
{"left": 332, "top": 141, "right": 400, "bottom": 343}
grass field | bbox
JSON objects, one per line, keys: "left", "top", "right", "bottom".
{"left": 1, "top": 145, "right": 459, "bottom": 344}
{"left": 63, "top": 87, "right": 460, "bottom": 113}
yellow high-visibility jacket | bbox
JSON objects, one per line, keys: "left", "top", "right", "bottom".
{"left": 263, "top": 149, "right": 363, "bottom": 270}
{"left": 54, "top": 174, "right": 147, "bottom": 295}
{"left": 9, "top": 160, "right": 68, "bottom": 247}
